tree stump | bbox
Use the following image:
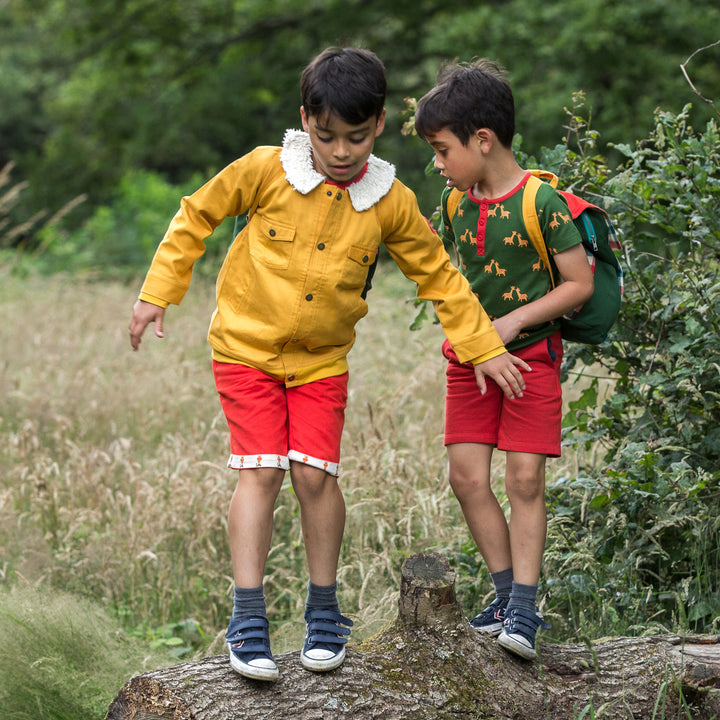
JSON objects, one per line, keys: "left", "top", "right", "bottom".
{"left": 106, "top": 553, "right": 720, "bottom": 720}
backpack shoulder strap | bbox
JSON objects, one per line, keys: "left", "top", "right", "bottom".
{"left": 527, "top": 168, "right": 559, "bottom": 188}
{"left": 522, "top": 174, "right": 556, "bottom": 289}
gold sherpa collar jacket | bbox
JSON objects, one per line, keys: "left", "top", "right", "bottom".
{"left": 139, "top": 130, "right": 504, "bottom": 386}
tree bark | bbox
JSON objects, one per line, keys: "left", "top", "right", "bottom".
{"left": 106, "top": 553, "right": 720, "bottom": 720}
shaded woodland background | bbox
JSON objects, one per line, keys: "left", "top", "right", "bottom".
{"left": 2, "top": 0, "right": 719, "bottom": 229}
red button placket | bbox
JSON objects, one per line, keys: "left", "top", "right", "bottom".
{"left": 476, "top": 200, "right": 488, "bottom": 256}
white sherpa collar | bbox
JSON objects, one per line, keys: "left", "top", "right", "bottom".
{"left": 280, "top": 129, "right": 396, "bottom": 212}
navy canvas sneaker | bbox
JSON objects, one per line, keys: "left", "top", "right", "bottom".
{"left": 497, "top": 607, "right": 550, "bottom": 660}
{"left": 300, "top": 608, "right": 353, "bottom": 672}
{"left": 469, "top": 597, "right": 508, "bottom": 636}
{"left": 226, "top": 615, "right": 278, "bottom": 681}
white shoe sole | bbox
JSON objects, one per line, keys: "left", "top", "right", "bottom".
{"left": 228, "top": 645, "right": 279, "bottom": 681}
{"left": 497, "top": 631, "right": 536, "bottom": 660}
{"left": 472, "top": 621, "right": 504, "bottom": 636}
{"left": 301, "top": 646, "right": 346, "bottom": 672}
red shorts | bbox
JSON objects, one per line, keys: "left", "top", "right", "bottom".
{"left": 212, "top": 361, "right": 348, "bottom": 476}
{"left": 443, "top": 333, "right": 563, "bottom": 457}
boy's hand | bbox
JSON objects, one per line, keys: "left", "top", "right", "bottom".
{"left": 492, "top": 314, "right": 523, "bottom": 346}
{"left": 129, "top": 300, "right": 166, "bottom": 351}
{"left": 474, "top": 351, "right": 531, "bottom": 400}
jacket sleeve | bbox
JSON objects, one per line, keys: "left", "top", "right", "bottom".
{"left": 378, "top": 181, "right": 506, "bottom": 364}
{"left": 139, "top": 146, "right": 277, "bottom": 306}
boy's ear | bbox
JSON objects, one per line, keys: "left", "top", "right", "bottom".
{"left": 374, "top": 108, "right": 387, "bottom": 137}
{"left": 300, "top": 106, "right": 309, "bottom": 132}
{"left": 474, "top": 128, "right": 494, "bottom": 151}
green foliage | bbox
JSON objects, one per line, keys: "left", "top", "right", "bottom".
{"left": 31, "top": 169, "right": 211, "bottom": 277}
{"left": 0, "top": 586, "right": 171, "bottom": 720}
{"left": 538, "top": 105, "right": 720, "bottom": 638}
{"left": 2, "top": 0, "right": 720, "bottom": 229}
{"left": 126, "top": 618, "right": 206, "bottom": 659}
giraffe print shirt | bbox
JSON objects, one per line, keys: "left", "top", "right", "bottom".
{"left": 439, "top": 172, "right": 582, "bottom": 352}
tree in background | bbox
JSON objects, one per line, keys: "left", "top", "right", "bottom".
{"left": 1, "top": 0, "right": 718, "bottom": 225}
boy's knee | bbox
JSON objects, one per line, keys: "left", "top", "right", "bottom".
{"left": 235, "top": 467, "right": 285, "bottom": 494}
{"left": 505, "top": 470, "right": 545, "bottom": 504}
{"left": 290, "top": 463, "right": 337, "bottom": 497}
{"left": 448, "top": 467, "right": 489, "bottom": 501}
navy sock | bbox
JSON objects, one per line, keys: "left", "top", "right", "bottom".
{"left": 490, "top": 567, "right": 513, "bottom": 601}
{"left": 305, "top": 581, "right": 339, "bottom": 612}
{"left": 508, "top": 581, "right": 538, "bottom": 613}
{"left": 227, "top": 585, "right": 266, "bottom": 637}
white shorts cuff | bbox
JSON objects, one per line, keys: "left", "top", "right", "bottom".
{"left": 227, "top": 453, "right": 290, "bottom": 470}
{"left": 287, "top": 449, "right": 340, "bottom": 477}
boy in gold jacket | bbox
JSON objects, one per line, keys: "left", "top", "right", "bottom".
{"left": 129, "top": 47, "right": 529, "bottom": 681}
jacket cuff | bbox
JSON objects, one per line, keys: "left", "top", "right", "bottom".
{"left": 138, "top": 292, "right": 170, "bottom": 309}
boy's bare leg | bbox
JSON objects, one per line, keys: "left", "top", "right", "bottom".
{"left": 446, "top": 442, "right": 512, "bottom": 573}
{"left": 290, "top": 461, "right": 345, "bottom": 586}
{"left": 228, "top": 467, "right": 285, "bottom": 587}
{"left": 505, "top": 451, "right": 547, "bottom": 586}
{"left": 291, "top": 461, "right": 351, "bottom": 672}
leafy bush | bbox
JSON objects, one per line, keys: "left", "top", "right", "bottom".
{"left": 28, "top": 169, "right": 221, "bottom": 278}
{"left": 536, "top": 104, "right": 720, "bottom": 638}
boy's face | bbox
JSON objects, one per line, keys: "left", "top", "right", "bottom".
{"left": 301, "top": 107, "right": 386, "bottom": 184}
{"left": 425, "top": 128, "right": 486, "bottom": 193}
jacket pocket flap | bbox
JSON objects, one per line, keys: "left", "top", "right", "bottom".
{"left": 347, "top": 245, "right": 375, "bottom": 266}
{"left": 259, "top": 215, "right": 296, "bottom": 242}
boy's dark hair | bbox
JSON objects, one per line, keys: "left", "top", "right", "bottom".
{"left": 301, "top": 47, "right": 386, "bottom": 125}
{"left": 414, "top": 59, "right": 515, "bottom": 147}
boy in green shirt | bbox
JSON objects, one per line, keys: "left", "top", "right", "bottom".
{"left": 415, "top": 59, "right": 594, "bottom": 659}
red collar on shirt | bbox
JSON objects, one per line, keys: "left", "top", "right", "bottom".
{"left": 325, "top": 163, "right": 369, "bottom": 190}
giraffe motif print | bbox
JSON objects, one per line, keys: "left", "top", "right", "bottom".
{"left": 532, "top": 258, "right": 546, "bottom": 272}
{"left": 495, "top": 264, "right": 507, "bottom": 277}
{"left": 503, "top": 231, "right": 519, "bottom": 245}
{"left": 517, "top": 234, "right": 528, "bottom": 247}
{"left": 460, "top": 228, "right": 476, "bottom": 245}
{"left": 502, "top": 286, "right": 529, "bottom": 302}
{"left": 549, "top": 213, "right": 560, "bottom": 230}
{"left": 500, "top": 205, "right": 510, "bottom": 219}
{"left": 487, "top": 205, "right": 498, "bottom": 217}
{"left": 484, "top": 260, "right": 495, "bottom": 273}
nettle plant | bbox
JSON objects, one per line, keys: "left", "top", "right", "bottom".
{"left": 537, "top": 104, "right": 720, "bottom": 637}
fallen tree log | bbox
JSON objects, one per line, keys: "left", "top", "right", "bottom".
{"left": 106, "top": 553, "right": 720, "bottom": 719}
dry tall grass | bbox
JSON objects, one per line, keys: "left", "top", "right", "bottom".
{"left": 0, "top": 264, "right": 492, "bottom": 653}
{"left": 1, "top": 263, "right": 591, "bottom": 657}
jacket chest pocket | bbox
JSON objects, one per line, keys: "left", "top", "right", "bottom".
{"left": 249, "top": 215, "right": 296, "bottom": 269}
{"left": 337, "top": 244, "right": 376, "bottom": 289}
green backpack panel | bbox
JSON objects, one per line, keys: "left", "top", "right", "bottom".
{"left": 521, "top": 171, "right": 623, "bottom": 345}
